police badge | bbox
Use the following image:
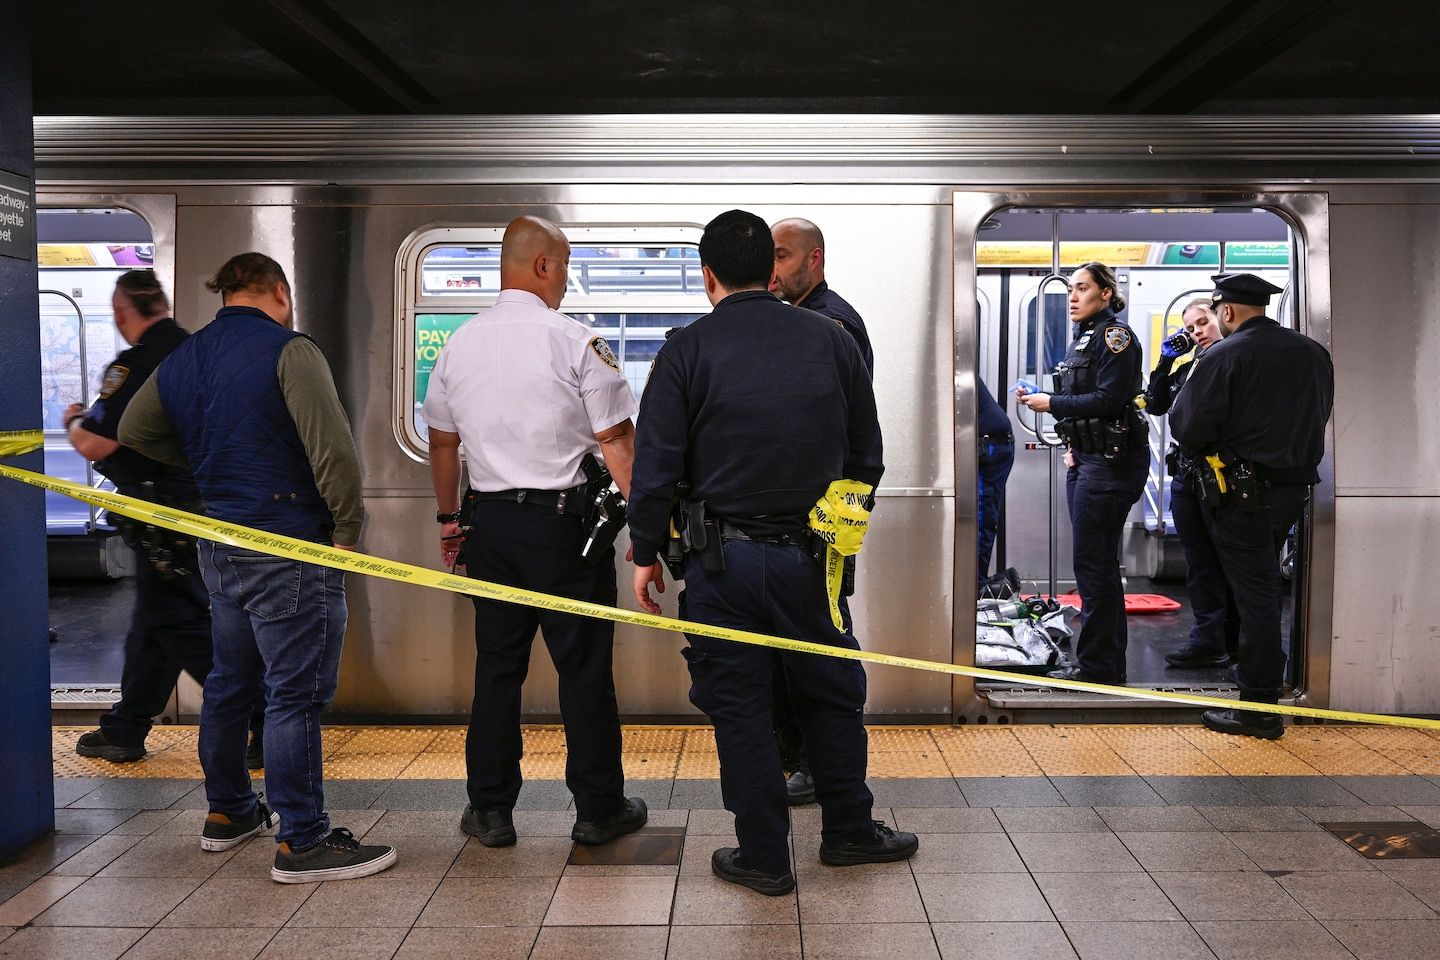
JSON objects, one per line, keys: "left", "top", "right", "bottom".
{"left": 99, "top": 364, "right": 130, "bottom": 398}
{"left": 590, "top": 337, "right": 621, "bottom": 371}
{"left": 1104, "top": 327, "right": 1132, "bottom": 354}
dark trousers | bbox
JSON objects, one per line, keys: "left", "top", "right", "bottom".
{"left": 1170, "top": 477, "right": 1240, "bottom": 657}
{"left": 1067, "top": 457, "right": 1144, "bottom": 680}
{"left": 461, "top": 501, "right": 625, "bottom": 823}
{"left": 100, "top": 553, "right": 213, "bottom": 748}
{"left": 681, "top": 540, "right": 874, "bottom": 875}
{"left": 1201, "top": 484, "right": 1308, "bottom": 700}
{"left": 977, "top": 437, "right": 1015, "bottom": 581}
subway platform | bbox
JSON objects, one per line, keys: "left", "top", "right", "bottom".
{"left": 3, "top": 724, "right": 1440, "bottom": 959}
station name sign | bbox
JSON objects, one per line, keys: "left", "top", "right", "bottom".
{"left": 0, "top": 169, "right": 35, "bottom": 262}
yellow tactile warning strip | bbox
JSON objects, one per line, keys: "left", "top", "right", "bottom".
{"left": 49, "top": 723, "right": 1440, "bottom": 780}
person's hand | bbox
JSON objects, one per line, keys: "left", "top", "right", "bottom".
{"left": 633, "top": 562, "right": 666, "bottom": 615}
{"left": 1012, "top": 379, "right": 1040, "bottom": 397}
{"left": 1161, "top": 331, "right": 1193, "bottom": 360}
{"left": 63, "top": 402, "right": 86, "bottom": 426}
{"left": 1063, "top": 449, "right": 1076, "bottom": 469}
{"left": 1016, "top": 391, "right": 1052, "bottom": 413}
{"left": 332, "top": 542, "right": 355, "bottom": 551}
{"left": 439, "top": 521, "right": 463, "bottom": 567}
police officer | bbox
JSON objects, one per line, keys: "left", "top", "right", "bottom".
{"left": 424, "top": 215, "right": 647, "bottom": 848}
{"left": 1170, "top": 273, "right": 1334, "bottom": 739}
{"left": 629, "top": 209, "right": 916, "bottom": 896}
{"left": 768, "top": 217, "right": 875, "bottom": 805}
{"left": 1016, "top": 262, "right": 1147, "bottom": 684}
{"left": 1143, "top": 299, "right": 1240, "bottom": 670}
{"left": 66, "top": 270, "right": 213, "bottom": 763}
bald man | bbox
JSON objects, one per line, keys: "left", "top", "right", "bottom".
{"left": 770, "top": 218, "right": 874, "bottom": 371}
{"left": 425, "top": 215, "right": 647, "bottom": 848}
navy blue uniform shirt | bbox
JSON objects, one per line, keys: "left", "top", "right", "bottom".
{"left": 627, "top": 289, "right": 883, "bottom": 566}
{"left": 1170, "top": 317, "right": 1334, "bottom": 482}
{"left": 1047, "top": 306, "right": 1143, "bottom": 422}
{"left": 799, "top": 281, "right": 874, "bottom": 373}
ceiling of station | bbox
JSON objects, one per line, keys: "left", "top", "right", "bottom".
{"left": 29, "top": 0, "right": 1440, "bottom": 116}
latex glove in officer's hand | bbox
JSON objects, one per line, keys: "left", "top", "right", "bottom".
{"left": 1016, "top": 391, "right": 1052, "bottom": 413}
{"left": 1012, "top": 379, "right": 1040, "bottom": 396}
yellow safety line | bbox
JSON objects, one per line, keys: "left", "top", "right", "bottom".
{"left": 4, "top": 435, "right": 1438, "bottom": 731}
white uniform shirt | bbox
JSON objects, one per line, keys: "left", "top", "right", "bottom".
{"left": 422, "top": 288, "right": 638, "bottom": 492}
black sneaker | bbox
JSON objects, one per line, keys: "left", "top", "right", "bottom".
{"left": 819, "top": 820, "right": 920, "bottom": 866}
{"left": 786, "top": 765, "right": 816, "bottom": 806}
{"left": 1202, "top": 708, "right": 1284, "bottom": 740}
{"left": 1165, "top": 645, "right": 1234, "bottom": 668}
{"left": 572, "top": 797, "right": 647, "bottom": 845}
{"left": 711, "top": 847, "right": 795, "bottom": 896}
{"left": 271, "top": 827, "right": 397, "bottom": 883}
{"left": 460, "top": 805, "right": 516, "bottom": 847}
{"left": 246, "top": 734, "right": 264, "bottom": 771}
{"left": 75, "top": 730, "right": 145, "bottom": 763}
{"left": 201, "top": 800, "right": 274, "bottom": 852}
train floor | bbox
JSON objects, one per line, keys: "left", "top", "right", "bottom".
{"left": 4, "top": 725, "right": 1440, "bottom": 959}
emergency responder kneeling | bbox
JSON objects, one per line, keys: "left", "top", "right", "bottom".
{"left": 628, "top": 209, "right": 917, "bottom": 896}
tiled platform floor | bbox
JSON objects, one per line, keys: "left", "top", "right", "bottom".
{"left": 6, "top": 724, "right": 1440, "bottom": 958}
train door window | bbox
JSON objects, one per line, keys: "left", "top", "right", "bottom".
{"left": 396, "top": 227, "right": 708, "bottom": 458}
{"left": 37, "top": 206, "right": 156, "bottom": 535}
{"left": 974, "top": 206, "right": 1305, "bottom": 695}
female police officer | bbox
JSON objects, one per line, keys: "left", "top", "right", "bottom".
{"left": 1144, "top": 299, "right": 1239, "bottom": 671}
{"left": 1016, "top": 262, "right": 1147, "bottom": 684}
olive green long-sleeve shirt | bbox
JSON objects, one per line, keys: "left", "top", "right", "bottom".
{"left": 118, "top": 336, "right": 365, "bottom": 545}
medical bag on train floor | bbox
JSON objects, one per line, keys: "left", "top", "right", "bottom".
{"left": 975, "top": 597, "right": 1077, "bottom": 673}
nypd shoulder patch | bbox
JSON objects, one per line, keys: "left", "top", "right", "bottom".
{"left": 590, "top": 337, "right": 621, "bottom": 372}
{"left": 99, "top": 364, "right": 130, "bottom": 399}
{"left": 1104, "top": 326, "right": 1133, "bottom": 354}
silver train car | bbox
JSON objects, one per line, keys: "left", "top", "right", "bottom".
{"left": 32, "top": 116, "right": 1440, "bottom": 723}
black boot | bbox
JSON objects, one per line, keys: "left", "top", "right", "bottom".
{"left": 786, "top": 762, "right": 816, "bottom": 806}
{"left": 1165, "top": 645, "right": 1234, "bottom": 668}
{"left": 1202, "top": 707, "right": 1284, "bottom": 740}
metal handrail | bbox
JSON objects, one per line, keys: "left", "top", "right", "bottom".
{"left": 1015, "top": 273, "right": 1068, "bottom": 447}
{"left": 39, "top": 288, "right": 102, "bottom": 531}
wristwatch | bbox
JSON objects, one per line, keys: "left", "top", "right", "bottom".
{"left": 436, "top": 511, "right": 461, "bottom": 524}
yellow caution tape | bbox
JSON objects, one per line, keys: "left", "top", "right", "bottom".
{"left": 0, "top": 429, "right": 45, "bottom": 458}
{"left": 3, "top": 440, "right": 1439, "bottom": 731}
{"left": 808, "top": 479, "right": 873, "bottom": 630}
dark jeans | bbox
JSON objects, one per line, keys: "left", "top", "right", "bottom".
{"left": 1201, "top": 484, "right": 1308, "bottom": 700}
{"left": 460, "top": 501, "right": 625, "bottom": 823}
{"left": 681, "top": 539, "right": 874, "bottom": 875}
{"left": 197, "top": 542, "right": 347, "bottom": 851}
{"left": 977, "top": 437, "right": 1015, "bottom": 581}
{"left": 99, "top": 551, "right": 212, "bottom": 748}
{"left": 1170, "top": 477, "right": 1240, "bottom": 657}
{"left": 1067, "top": 454, "right": 1145, "bottom": 680}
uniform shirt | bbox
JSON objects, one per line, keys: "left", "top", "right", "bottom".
{"left": 421, "top": 288, "right": 638, "bottom": 492}
{"left": 1170, "top": 316, "right": 1334, "bottom": 482}
{"left": 799, "top": 281, "right": 874, "bottom": 373}
{"left": 1047, "top": 307, "right": 1142, "bottom": 421}
{"left": 627, "top": 289, "right": 883, "bottom": 566}
{"left": 80, "top": 317, "right": 197, "bottom": 495}
{"left": 1141, "top": 353, "right": 1194, "bottom": 417}
{"left": 977, "top": 378, "right": 1011, "bottom": 439}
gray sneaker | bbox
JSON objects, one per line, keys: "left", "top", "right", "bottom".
{"left": 271, "top": 828, "right": 397, "bottom": 884}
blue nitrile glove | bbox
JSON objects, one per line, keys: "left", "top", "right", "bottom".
{"left": 1161, "top": 331, "right": 1194, "bottom": 360}
{"left": 1012, "top": 378, "right": 1040, "bottom": 395}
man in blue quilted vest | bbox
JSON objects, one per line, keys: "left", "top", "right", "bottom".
{"left": 119, "top": 253, "right": 396, "bottom": 883}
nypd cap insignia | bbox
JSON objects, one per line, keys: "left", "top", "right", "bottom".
{"left": 590, "top": 337, "right": 621, "bottom": 372}
{"left": 1210, "top": 272, "right": 1283, "bottom": 307}
{"left": 98, "top": 365, "right": 130, "bottom": 399}
{"left": 1103, "top": 326, "right": 1133, "bottom": 354}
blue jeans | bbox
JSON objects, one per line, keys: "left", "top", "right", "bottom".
{"left": 197, "top": 541, "right": 346, "bottom": 850}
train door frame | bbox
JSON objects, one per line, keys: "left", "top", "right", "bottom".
{"left": 950, "top": 189, "right": 1335, "bottom": 722}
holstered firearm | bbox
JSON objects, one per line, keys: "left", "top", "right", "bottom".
{"left": 578, "top": 453, "right": 627, "bottom": 565}
{"left": 662, "top": 483, "right": 690, "bottom": 579}
{"left": 1197, "top": 452, "right": 1260, "bottom": 511}
{"left": 112, "top": 481, "right": 202, "bottom": 578}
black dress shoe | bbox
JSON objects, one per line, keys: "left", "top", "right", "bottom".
{"left": 75, "top": 730, "right": 146, "bottom": 763}
{"left": 460, "top": 805, "right": 516, "bottom": 847}
{"left": 572, "top": 797, "right": 648, "bottom": 845}
{"left": 819, "top": 820, "right": 919, "bottom": 866}
{"left": 1045, "top": 665, "right": 1126, "bottom": 685}
{"left": 1165, "top": 645, "right": 1234, "bottom": 668}
{"left": 711, "top": 847, "right": 795, "bottom": 895}
{"left": 786, "top": 765, "right": 816, "bottom": 806}
{"left": 1202, "top": 708, "right": 1284, "bottom": 740}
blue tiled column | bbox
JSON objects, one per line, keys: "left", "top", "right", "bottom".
{"left": 0, "top": 5, "right": 54, "bottom": 859}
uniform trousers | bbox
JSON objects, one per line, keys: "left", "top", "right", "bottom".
{"left": 680, "top": 539, "right": 875, "bottom": 875}
{"left": 460, "top": 501, "right": 625, "bottom": 823}
{"left": 1200, "top": 483, "right": 1308, "bottom": 701}
{"left": 99, "top": 549, "right": 213, "bottom": 748}
{"left": 1170, "top": 477, "right": 1240, "bottom": 658}
{"left": 977, "top": 436, "right": 1015, "bottom": 581}
{"left": 1067, "top": 450, "right": 1146, "bottom": 680}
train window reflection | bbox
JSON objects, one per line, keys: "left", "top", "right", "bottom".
{"left": 400, "top": 229, "right": 708, "bottom": 457}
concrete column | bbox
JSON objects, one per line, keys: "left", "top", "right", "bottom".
{"left": 0, "top": 5, "right": 54, "bottom": 859}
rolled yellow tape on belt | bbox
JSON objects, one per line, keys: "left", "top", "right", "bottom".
{"left": 4, "top": 432, "right": 1438, "bottom": 731}
{"left": 807, "top": 479, "right": 873, "bottom": 630}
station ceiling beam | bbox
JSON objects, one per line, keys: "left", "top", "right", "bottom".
{"left": 217, "top": 0, "right": 436, "bottom": 113}
{"left": 1108, "top": 0, "right": 1357, "bottom": 113}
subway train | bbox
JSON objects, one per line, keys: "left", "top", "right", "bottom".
{"left": 29, "top": 116, "right": 1440, "bottom": 724}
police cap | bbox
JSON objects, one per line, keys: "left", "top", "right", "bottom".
{"left": 1209, "top": 272, "right": 1283, "bottom": 307}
